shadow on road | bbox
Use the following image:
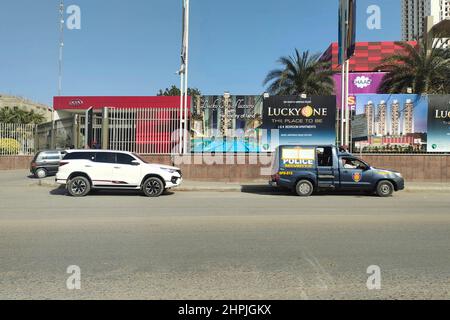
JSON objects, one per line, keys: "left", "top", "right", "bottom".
{"left": 240, "top": 185, "right": 373, "bottom": 198}
{"left": 49, "top": 187, "right": 175, "bottom": 197}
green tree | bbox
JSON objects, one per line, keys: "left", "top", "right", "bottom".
{"left": 157, "top": 85, "right": 202, "bottom": 99}
{"left": 377, "top": 39, "right": 450, "bottom": 94}
{"left": 0, "top": 106, "right": 46, "bottom": 124}
{"left": 263, "top": 49, "right": 334, "bottom": 95}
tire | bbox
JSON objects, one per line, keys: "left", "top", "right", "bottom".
{"left": 295, "top": 180, "right": 314, "bottom": 197}
{"left": 35, "top": 168, "right": 47, "bottom": 179}
{"left": 67, "top": 176, "right": 91, "bottom": 197}
{"left": 376, "top": 180, "right": 394, "bottom": 197}
{"left": 142, "top": 177, "right": 164, "bottom": 197}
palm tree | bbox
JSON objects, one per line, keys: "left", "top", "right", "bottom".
{"left": 263, "top": 49, "right": 334, "bottom": 95}
{"left": 377, "top": 39, "right": 450, "bottom": 94}
{"left": 0, "top": 106, "right": 45, "bottom": 124}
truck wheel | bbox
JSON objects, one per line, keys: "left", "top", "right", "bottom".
{"left": 67, "top": 176, "right": 91, "bottom": 197}
{"left": 376, "top": 181, "right": 394, "bottom": 197}
{"left": 142, "top": 177, "right": 164, "bottom": 197}
{"left": 295, "top": 180, "right": 314, "bottom": 197}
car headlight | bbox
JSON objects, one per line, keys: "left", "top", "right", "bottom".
{"left": 394, "top": 172, "right": 403, "bottom": 178}
{"left": 160, "top": 167, "right": 177, "bottom": 174}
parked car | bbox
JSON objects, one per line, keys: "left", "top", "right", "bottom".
{"left": 56, "top": 150, "right": 182, "bottom": 197}
{"left": 270, "top": 145, "right": 405, "bottom": 197}
{"left": 30, "top": 150, "right": 67, "bottom": 178}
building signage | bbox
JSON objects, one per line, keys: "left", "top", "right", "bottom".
{"left": 333, "top": 72, "right": 387, "bottom": 109}
{"left": 427, "top": 95, "right": 450, "bottom": 152}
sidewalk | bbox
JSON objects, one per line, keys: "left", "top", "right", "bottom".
{"left": 30, "top": 174, "right": 450, "bottom": 193}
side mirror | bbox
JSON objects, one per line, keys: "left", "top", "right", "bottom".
{"left": 131, "top": 160, "right": 140, "bottom": 166}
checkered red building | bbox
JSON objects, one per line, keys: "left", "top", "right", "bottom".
{"left": 320, "top": 41, "right": 418, "bottom": 72}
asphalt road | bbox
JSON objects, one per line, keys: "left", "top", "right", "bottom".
{"left": 1, "top": 171, "right": 450, "bottom": 299}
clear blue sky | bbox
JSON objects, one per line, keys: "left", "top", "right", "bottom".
{"left": 0, "top": 0, "right": 401, "bottom": 106}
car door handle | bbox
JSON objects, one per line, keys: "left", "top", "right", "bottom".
{"left": 85, "top": 165, "right": 92, "bottom": 168}
{"left": 114, "top": 167, "right": 121, "bottom": 169}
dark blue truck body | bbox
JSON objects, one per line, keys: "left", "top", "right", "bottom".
{"left": 270, "top": 145, "right": 404, "bottom": 197}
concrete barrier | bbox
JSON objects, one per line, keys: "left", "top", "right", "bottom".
{"left": 0, "top": 156, "right": 33, "bottom": 170}
{"left": 2, "top": 154, "right": 450, "bottom": 182}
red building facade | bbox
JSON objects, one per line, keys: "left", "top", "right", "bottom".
{"left": 320, "top": 41, "right": 418, "bottom": 72}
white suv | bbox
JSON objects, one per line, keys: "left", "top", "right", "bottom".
{"left": 56, "top": 150, "right": 182, "bottom": 197}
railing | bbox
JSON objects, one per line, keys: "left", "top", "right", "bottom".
{"left": 0, "top": 123, "right": 36, "bottom": 155}
{"left": 109, "top": 108, "right": 181, "bottom": 154}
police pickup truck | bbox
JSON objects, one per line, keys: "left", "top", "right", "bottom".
{"left": 270, "top": 145, "right": 404, "bottom": 197}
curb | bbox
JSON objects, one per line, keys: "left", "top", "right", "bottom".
{"left": 29, "top": 179, "right": 450, "bottom": 193}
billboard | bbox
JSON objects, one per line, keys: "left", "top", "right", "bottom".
{"left": 262, "top": 96, "right": 337, "bottom": 150}
{"left": 427, "top": 95, "right": 450, "bottom": 152}
{"left": 190, "top": 95, "right": 264, "bottom": 152}
{"left": 352, "top": 94, "right": 428, "bottom": 152}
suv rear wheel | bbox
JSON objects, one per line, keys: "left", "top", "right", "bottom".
{"left": 142, "top": 177, "right": 164, "bottom": 197}
{"left": 295, "top": 180, "right": 314, "bottom": 197}
{"left": 67, "top": 176, "right": 91, "bottom": 197}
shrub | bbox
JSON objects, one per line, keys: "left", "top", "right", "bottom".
{"left": 0, "top": 138, "right": 21, "bottom": 155}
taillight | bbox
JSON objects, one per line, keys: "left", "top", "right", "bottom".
{"left": 31, "top": 162, "right": 37, "bottom": 168}
{"left": 59, "top": 161, "right": 68, "bottom": 167}
{"left": 271, "top": 174, "right": 280, "bottom": 182}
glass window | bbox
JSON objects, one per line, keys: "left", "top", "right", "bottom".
{"left": 316, "top": 147, "right": 333, "bottom": 167}
{"left": 44, "top": 155, "right": 61, "bottom": 160}
{"left": 63, "top": 152, "right": 95, "bottom": 161}
{"left": 116, "top": 153, "right": 136, "bottom": 165}
{"left": 95, "top": 152, "right": 116, "bottom": 163}
{"left": 340, "top": 157, "right": 368, "bottom": 170}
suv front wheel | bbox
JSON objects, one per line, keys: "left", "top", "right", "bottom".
{"left": 67, "top": 176, "right": 91, "bottom": 197}
{"left": 142, "top": 177, "right": 164, "bottom": 197}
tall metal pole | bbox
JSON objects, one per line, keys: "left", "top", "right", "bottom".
{"left": 182, "top": 0, "right": 190, "bottom": 154}
{"left": 58, "top": 0, "right": 64, "bottom": 97}
{"left": 179, "top": 71, "right": 184, "bottom": 154}
{"left": 344, "top": 59, "right": 350, "bottom": 147}
{"left": 52, "top": 0, "right": 64, "bottom": 149}
{"left": 340, "top": 62, "right": 345, "bottom": 147}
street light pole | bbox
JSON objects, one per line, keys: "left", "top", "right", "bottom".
{"left": 182, "top": 0, "right": 190, "bottom": 154}
{"left": 53, "top": 0, "right": 65, "bottom": 149}
{"left": 179, "top": 0, "right": 190, "bottom": 154}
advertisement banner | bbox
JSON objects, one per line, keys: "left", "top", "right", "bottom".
{"left": 190, "top": 95, "right": 263, "bottom": 152}
{"left": 334, "top": 72, "right": 387, "bottom": 109}
{"left": 427, "top": 95, "right": 450, "bottom": 152}
{"left": 262, "top": 96, "right": 337, "bottom": 151}
{"left": 351, "top": 94, "right": 428, "bottom": 152}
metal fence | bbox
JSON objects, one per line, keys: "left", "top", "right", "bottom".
{"left": 109, "top": 108, "right": 181, "bottom": 154}
{"left": 36, "top": 117, "right": 76, "bottom": 151}
{"left": 0, "top": 123, "right": 36, "bottom": 155}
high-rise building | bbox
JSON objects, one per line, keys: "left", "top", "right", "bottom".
{"left": 391, "top": 100, "right": 401, "bottom": 136}
{"left": 376, "top": 100, "right": 388, "bottom": 136}
{"left": 402, "top": 0, "right": 450, "bottom": 41}
{"left": 403, "top": 99, "right": 415, "bottom": 134}
{"left": 364, "top": 101, "right": 375, "bottom": 136}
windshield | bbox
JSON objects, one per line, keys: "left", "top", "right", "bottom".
{"left": 132, "top": 153, "right": 148, "bottom": 164}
